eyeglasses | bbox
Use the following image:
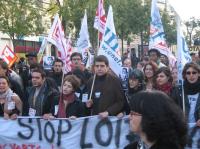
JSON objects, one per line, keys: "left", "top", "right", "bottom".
{"left": 186, "top": 71, "right": 198, "bottom": 75}
{"left": 130, "top": 111, "right": 142, "bottom": 116}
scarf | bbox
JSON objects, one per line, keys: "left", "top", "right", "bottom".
{"left": 57, "top": 93, "right": 76, "bottom": 118}
{"left": 184, "top": 78, "right": 200, "bottom": 95}
{"left": 0, "top": 88, "right": 17, "bottom": 102}
{"left": 156, "top": 82, "right": 172, "bottom": 95}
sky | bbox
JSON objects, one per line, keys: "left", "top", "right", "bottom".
{"left": 168, "top": 0, "right": 200, "bottom": 21}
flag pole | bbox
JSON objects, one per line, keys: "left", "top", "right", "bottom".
{"left": 176, "top": 13, "right": 186, "bottom": 115}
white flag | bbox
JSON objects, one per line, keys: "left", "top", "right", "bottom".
{"left": 77, "top": 10, "right": 91, "bottom": 65}
{"left": 98, "top": 5, "right": 122, "bottom": 76}
{"left": 47, "top": 14, "right": 71, "bottom": 72}
{"left": 176, "top": 15, "right": 191, "bottom": 83}
{"left": 149, "top": 0, "right": 176, "bottom": 67}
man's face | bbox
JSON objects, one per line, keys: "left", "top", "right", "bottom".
{"left": 53, "top": 62, "right": 63, "bottom": 73}
{"left": 94, "top": 61, "right": 109, "bottom": 76}
{"left": 27, "top": 56, "right": 37, "bottom": 65}
{"left": 149, "top": 51, "right": 158, "bottom": 62}
{"left": 32, "top": 72, "right": 45, "bottom": 87}
{"left": 71, "top": 56, "right": 82, "bottom": 66}
{"left": 0, "top": 66, "right": 7, "bottom": 76}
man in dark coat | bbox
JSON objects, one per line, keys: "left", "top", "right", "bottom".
{"left": 86, "top": 55, "right": 125, "bottom": 118}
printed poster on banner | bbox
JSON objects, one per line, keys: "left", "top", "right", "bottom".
{"left": 119, "top": 67, "right": 129, "bottom": 91}
{"left": 43, "top": 56, "right": 55, "bottom": 70}
{"left": 1, "top": 45, "right": 18, "bottom": 67}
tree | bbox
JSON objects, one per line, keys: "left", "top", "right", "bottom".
{"left": 0, "top": 0, "right": 44, "bottom": 50}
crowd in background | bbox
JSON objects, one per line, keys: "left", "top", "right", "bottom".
{"left": 0, "top": 48, "right": 199, "bottom": 148}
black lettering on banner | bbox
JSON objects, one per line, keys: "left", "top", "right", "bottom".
{"left": 36, "top": 118, "right": 42, "bottom": 140}
{"left": 17, "top": 118, "right": 34, "bottom": 139}
{"left": 187, "top": 126, "right": 200, "bottom": 148}
{"left": 80, "top": 118, "right": 93, "bottom": 148}
{"left": 95, "top": 118, "right": 113, "bottom": 146}
{"left": 44, "top": 121, "right": 55, "bottom": 143}
{"left": 115, "top": 119, "right": 122, "bottom": 148}
{"left": 57, "top": 119, "right": 72, "bottom": 146}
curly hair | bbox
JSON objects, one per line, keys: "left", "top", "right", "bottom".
{"left": 129, "top": 91, "right": 187, "bottom": 149}
{"left": 63, "top": 75, "right": 80, "bottom": 91}
{"left": 153, "top": 67, "right": 173, "bottom": 86}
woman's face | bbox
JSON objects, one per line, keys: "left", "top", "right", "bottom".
{"left": 144, "top": 65, "right": 154, "bottom": 79}
{"left": 129, "top": 78, "right": 139, "bottom": 89}
{"left": 0, "top": 78, "right": 9, "bottom": 93}
{"left": 129, "top": 111, "right": 142, "bottom": 134}
{"left": 62, "top": 81, "right": 74, "bottom": 95}
{"left": 156, "top": 72, "right": 169, "bottom": 86}
{"left": 172, "top": 68, "right": 178, "bottom": 82}
{"left": 185, "top": 67, "right": 199, "bottom": 84}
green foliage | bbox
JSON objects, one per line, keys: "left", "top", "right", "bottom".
{"left": 0, "top": 0, "right": 44, "bottom": 40}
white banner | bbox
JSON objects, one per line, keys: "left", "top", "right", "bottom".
{"left": 0, "top": 116, "right": 130, "bottom": 149}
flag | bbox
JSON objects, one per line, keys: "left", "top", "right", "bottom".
{"left": 65, "top": 36, "right": 73, "bottom": 71}
{"left": 98, "top": 5, "right": 122, "bottom": 76}
{"left": 94, "top": 0, "right": 106, "bottom": 41}
{"left": 149, "top": 0, "right": 176, "bottom": 67}
{"left": 77, "top": 10, "right": 91, "bottom": 66}
{"left": 176, "top": 15, "right": 191, "bottom": 83}
{"left": 38, "top": 37, "right": 48, "bottom": 62}
{"left": 47, "top": 14, "right": 71, "bottom": 72}
{"left": 0, "top": 45, "right": 18, "bottom": 67}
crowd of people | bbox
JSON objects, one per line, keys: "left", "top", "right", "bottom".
{"left": 0, "top": 48, "right": 199, "bottom": 148}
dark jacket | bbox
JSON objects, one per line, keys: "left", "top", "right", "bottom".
{"left": 26, "top": 81, "right": 59, "bottom": 116}
{"left": 53, "top": 95, "right": 85, "bottom": 118}
{"left": 87, "top": 73, "right": 125, "bottom": 115}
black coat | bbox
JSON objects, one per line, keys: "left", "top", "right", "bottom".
{"left": 53, "top": 95, "right": 85, "bottom": 118}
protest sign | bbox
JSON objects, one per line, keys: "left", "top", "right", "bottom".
{"left": 0, "top": 116, "right": 131, "bottom": 149}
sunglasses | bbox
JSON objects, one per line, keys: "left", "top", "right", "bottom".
{"left": 186, "top": 71, "right": 198, "bottom": 75}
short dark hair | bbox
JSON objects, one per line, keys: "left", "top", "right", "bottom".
{"left": 129, "top": 91, "right": 187, "bottom": 148}
{"left": 70, "top": 52, "right": 82, "bottom": 61}
{"left": 0, "top": 61, "right": 8, "bottom": 70}
{"left": 182, "top": 62, "right": 200, "bottom": 80}
{"left": 32, "top": 69, "right": 46, "bottom": 79}
{"left": 148, "top": 49, "right": 161, "bottom": 57}
{"left": 94, "top": 55, "right": 109, "bottom": 66}
{"left": 63, "top": 75, "right": 80, "bottom": 91}
{"left": 53, "top": 58, "right": 64, "bottom": 66}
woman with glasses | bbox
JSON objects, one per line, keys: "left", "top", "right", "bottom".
{"left": 125, "top": 91, "right": 187, "bottom": 149}
{"left": 178, "top": 62, "right": 200, "bottom": 126}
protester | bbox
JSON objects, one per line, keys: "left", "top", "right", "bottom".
{"left": 123, "top": 57, "right": 132, "bottom": 69}
{"left": 143, "top": 62, "right": 158, "bottom": 90}
{"left": 26, "top": 69, "right": 59, "bottom": 117}
{"left": 153, "top": 67, "right": 183, "bottom": 105}
{"left": 68, "top": 52, "right": 92, "bottom": 83}
{"left": 86, "top": 55, "right": 125, "bottom": 118}
{"left": 160, "top": 54, "right": 169, "bottom": 67}
{"left": 128, "top": 68, "right": 144, "bottom": 97}
{"left": 176, "top": 62, "right": 200, "bottom": 126}
{"left": 55, "top": 75, "right": 85, "bottom": 118}
{"left": 171, "top": 66, "right": 178, "bottom": 86}
{"left": 0, "top": 75, "right": 22, "bottom": 119}
{"left": 125, "top": 91, "right": 187, "bottom": 149}
{"left": 148, "top": 48, "right": 166, "bottom": 68}
{"left": 49, "top": 58, "right": 64, "bottom": 90}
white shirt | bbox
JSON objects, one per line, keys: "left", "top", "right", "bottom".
{"left": 188, "top": 93, "right": 199, "bottom": 123}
